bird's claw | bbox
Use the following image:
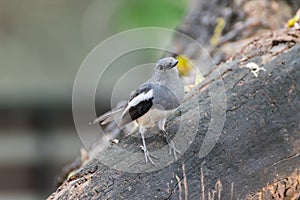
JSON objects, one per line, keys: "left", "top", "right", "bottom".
{"left": 140, "top": 145, "right": 157, "bottom": 166}
{"left": 168, "top": 141, "right": 181, "bottom": 161}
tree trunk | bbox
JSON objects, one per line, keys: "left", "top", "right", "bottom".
{"left": 49, "top": 1, "right": 300, "bottom": 199}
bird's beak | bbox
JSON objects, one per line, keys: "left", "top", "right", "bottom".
{"left": 171, "top": 60, "right": 179, "bottom": 68}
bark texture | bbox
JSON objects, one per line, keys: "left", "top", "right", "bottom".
{"left": 49, "top": 1, "right": 300, "bottom": 199}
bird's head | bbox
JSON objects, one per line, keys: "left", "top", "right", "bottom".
{"left": 155, "top": 57, "right": 179, "bottom": 72}
{"left": 152, "top": 57, "right": 180, "bottom": 82}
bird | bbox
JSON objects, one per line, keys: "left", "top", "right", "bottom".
{"left": 91, "top": 57, "right": 185, "bottom": 166}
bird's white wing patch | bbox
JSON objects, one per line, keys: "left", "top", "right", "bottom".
{"left": 122, "top": 89, "right": 154, "bottom": 116}
{"left": 129, "top": 89, "right": 153, "bottom": 107}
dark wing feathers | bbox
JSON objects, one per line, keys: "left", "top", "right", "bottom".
{"left": 119, "top": 85, "right": 154, "bottom": 126}
{"left": 128, "top": 97, "right": 153, "bottom": 121}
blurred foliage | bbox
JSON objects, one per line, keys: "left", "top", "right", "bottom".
{"left": 112, "top": 0, "right": 187, "bottom": 31}
{"left": 0, "top": 0, "right": 187, "bottom": 106}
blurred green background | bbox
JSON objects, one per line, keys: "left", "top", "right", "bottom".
{"left": 0, "top": 0, "right": 187, "bottom": 199}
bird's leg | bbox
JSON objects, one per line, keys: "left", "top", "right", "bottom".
{"left": 139, "top": 126, "right": 157, "bottom": 166}
{"left": 158, "top": 119, "right": 181, "bottom": 160}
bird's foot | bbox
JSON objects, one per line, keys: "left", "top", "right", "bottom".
{"left": 140, "top": 145, "right": 157, "bottom": 166}
{"left": 161, "top": 130, "right": 181, "bottom": 161}
{"left": 168, "top": 141, "right": 181, "bottom": 161}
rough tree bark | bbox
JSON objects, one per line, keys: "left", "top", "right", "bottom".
{"left": 49, "top": 1, "right": 300, "bottom": 200}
